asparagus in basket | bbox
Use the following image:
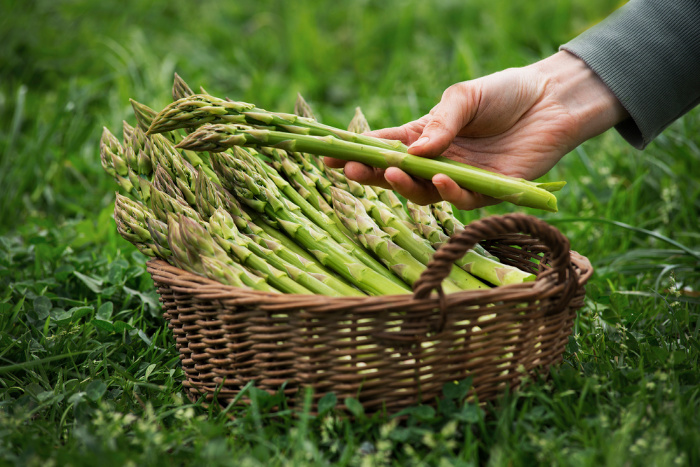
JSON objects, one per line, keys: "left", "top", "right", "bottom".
{"left": 130, "top": 98, "right": 219, "bottom": 183}
{"left": 430, "top": 201, "right": 498, "bottom": 260}
{"left": 168, "top": 213, "right": 278, "bottom": 292}
{"left": 114, "top": 193, "right": 166, "bottom": 258}
{"left": 332, "top": 187, "right": 488, "bottom": 292}
{"left": 209, "top": 150, "right": 411, "bottom": 296}
{"left": 226, "top": 146, "right": 407, "bottom": 288}
{"left": 406, "top": 201, "right": 535, "bottom": 286}
{"left": 114, "top": 192, "right": 267, "bottom": 290}
{"left": 208, "top": 208, "right": 362, "bottom": 297}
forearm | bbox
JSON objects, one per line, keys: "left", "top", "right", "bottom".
{"left": 560, "top": 0, "right": 700, "bottom": 149}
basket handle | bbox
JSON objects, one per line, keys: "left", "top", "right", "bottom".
{"left": 412, "top": 213, "right": 574, "bottom": 300}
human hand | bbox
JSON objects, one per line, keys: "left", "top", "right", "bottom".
{"left": 326, "top": 51, "right": 628, "bottom": 209}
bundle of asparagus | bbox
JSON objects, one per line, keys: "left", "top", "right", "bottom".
{"left": 101, "top": 74, "right": 536, "bottom": 296}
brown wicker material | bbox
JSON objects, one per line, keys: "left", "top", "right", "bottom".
{"left": 147, "top": 213, "right": 592, "bottom": 413}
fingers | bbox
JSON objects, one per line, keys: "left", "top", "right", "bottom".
{"left": 408, "top": 83, "right": 478, "bottom": 157}
{"left": 432, "top": 174, "right": 500, "bottom": 210}
{"left": 384, "top": 168, "right": 442, "bottom": 205}
{"left": 383, "top": 170, "right": 500, "bottom": 210}
{"left": 364, "top": 126, "right": 410, "bottom": 143}
{"left": 324, "top": 156, "right": 348, "bottom": 169}
{"left": 344, "top": 162, "right": 392, "bottom": 189}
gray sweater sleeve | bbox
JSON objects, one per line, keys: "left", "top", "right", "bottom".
{"left": 560, "top": 0, "right": 700, "bottom": 149}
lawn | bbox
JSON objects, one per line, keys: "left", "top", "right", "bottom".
{"left": 1, "top": 0, "right": 698, "bottom": 465}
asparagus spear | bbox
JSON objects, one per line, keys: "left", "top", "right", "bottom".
{"left": 333, "top": 188, "right": 488, "bottom": 291}
{"left": 145, "top": 218, "right": 172, "bottom": 259}
{"left": 100, "top": 127, "right": 140, "bottom": 196}
{"left": 407, "top": 201, "right": 535, "bottom": 285}
{"left": 172, "top": 72, "right": 196, "bottom": 102}
{"left": 209, "top": 151, "right": 411, "bottom": 296}
{"left": 347, "top": 106, "right": 372, "bottom": 134}
{"left": 262, "top": 147, "right": 340, "bottom": 220}
{"left": 117, "top": 194, "right": 272, "bottom": 291}
{"left": 153, "top": 165, "right": 187, "bottom": 205}
{"left": 176, "top": 124, "right": 561, "bottom": 212}
{"left": 406, "top": 201, "right": 452, "bottom": 247}
{"left": 148, "top": 94, "right": 407, "bottom": 152}
{"left": 130, "top": 97, "right": 219, "bottom": 183}
{"left": 150, "top": 95, "right": 565, "bottom": 192}
{"left": 208, "top": 208, "right": 358, "bottom": 297}
{"left": 192, "top": 164, "right": 325, "bottom": 271}
{"left": 149, "top": 179, "right": 202, "bottom": 226}
{"left": 146, "top": 137, "right": 198, "bottom": 206}
{"left": 226, "top": 147, "right": 407, "bottom": 287}
{"left": 333, "top": 188, "right": 478, "bottom": 293}
{"left": 294, "top": 93, "right": 317, "bottom": 120}
{"left": 200, "top": 256, "right": 270, "bottom": 290}
{"left": 113, "top": 193, "right": 164, "bottom": 258}
{"left": 430, "top": 201, "right": 497, "bottom": 259}
{"left": 169, "top": 214, "right": 280, "bottom": 293}
{"left": 130, "top": 99, "right": 159, "bottom": 133}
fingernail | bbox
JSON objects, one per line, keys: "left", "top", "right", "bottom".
{"left": 409, "top": 136, "right": 429, "bottom": 149}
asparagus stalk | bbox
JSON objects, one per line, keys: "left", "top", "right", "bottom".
{"left": 224, "top": 147, "right": 407, "bottom": 287}
{"left": 430, "top": 201, "right": 496, "bottom": 259}
{"left": 130, "top": 97, "right": 219, "bottom": 183}
{"left": 122, "top": 121, "right": 135, "bottom": 149}
{"left": 145, "top": 218, "right": 172, "bottom": 259}
{"left": 333, "top": 188, "right": 488, "bottom": 291}
{"left": 148, "top": 94, "right": 407, "bottom": 152}
{"left": 130, "top": 99, "right": 159, "bottom": 133}
{"left": 169, "top": 214, "right": 280, "bottom": 293}
{"left": 176, "top": 124, "right": 561, "bottom": 212}
{"left": 150, "top": 95, "right": 565, "bottom": 194}
{"left": 127, "top": 127, "right": 154, "bottom": 178}
{"left": 263, "top": 148, "right": 344, "bottom": 227}
{"left": 333, "top": 189, "right": 464, "bottom": 293}
{"left": 341, "top": 108, "right": 414, "bottom": 224}
{"left": 406, "top": 202, "right": 452, "bottom": 247}
{"left": 407, "top": 202, "right": 535, "bottom": 286}
{"left": 146, "top": 137, "right": 198, "bottom": 206}
{"left": 153, "top": 165, "right": 187, "bottom": 204}
{"left": 149, "top": 179, "right": 202, "bottom": 226}
{"left": 347, "top": 107, "right": 372, "bottom": 134}
{"left": 200, "top": 256, "right": 271, "bottom": 290}
{"left": 209, "top": 208, "right": 359, "bottom": 297}
{"left": 113, "top": 193, "right": 164, "bottom": 258}
{"left": 100, "top": 127, "right": 141, "bottom": 196}
{"left": 117, "top": 195, "right": 272, "bottom": 291}
{"left": 192, "top": 164, "right": 326, "bottom": 272}
{"left": 194, "top": 214, "right": 313, "bottom": 295}
{"left": 210, "top": 151, "right": 411, "bottom": 296}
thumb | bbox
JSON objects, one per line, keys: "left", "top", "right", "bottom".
{"left": 408, "top": 83, "right": 478, "bottom": 157}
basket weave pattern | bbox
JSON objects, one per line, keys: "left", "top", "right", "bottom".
{"left": 147, "top": 214, "right": 592, "bottom": 413}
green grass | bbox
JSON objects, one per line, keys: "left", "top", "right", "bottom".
{"left": 1, "top": 0, "right": 699, "bottom": 465}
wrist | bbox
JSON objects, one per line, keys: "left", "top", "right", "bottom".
{"left": 532, "top": 50, "right": 629, "bottom": 142}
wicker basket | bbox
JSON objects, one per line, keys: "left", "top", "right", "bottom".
{"left": 147, "top": 213, "right": 592, "bottom": 413}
